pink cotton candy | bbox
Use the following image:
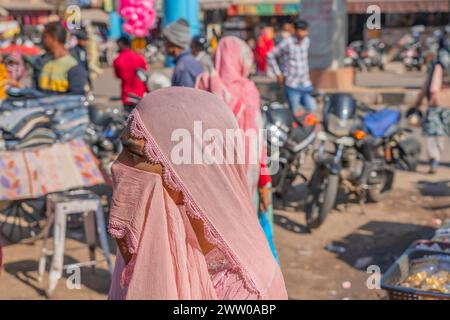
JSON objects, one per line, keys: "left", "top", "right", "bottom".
{"left": 119, "top": 0, "right": 156, "bottom": 37}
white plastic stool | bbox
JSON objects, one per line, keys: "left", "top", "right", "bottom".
{"left": 38, "top": 190, "right": 113, "bottom": 297}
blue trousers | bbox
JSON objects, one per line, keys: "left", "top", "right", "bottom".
{"left": 285, "top": 84, "right": 317, "bottom": 114}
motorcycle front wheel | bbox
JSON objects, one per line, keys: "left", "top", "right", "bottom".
{"left": 305, "top": 168, "right": 340, "bottom": 229}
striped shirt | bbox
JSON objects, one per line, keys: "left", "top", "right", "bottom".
{"left": 268, "top": 36, "right": 312, "bottom": 88}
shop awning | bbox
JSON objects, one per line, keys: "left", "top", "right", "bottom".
{"left": 156, "top": 0, "right": 297, "bottom": 12}
{"left": 346, "top": 0, "right": 450, "bottom": 14}
{"left": 0, "top": 7, "right": 9, "bottom": 16}
{"left": 0, "top": 0, "right": 54, "bottom": 11}
{"left": 81, "top": 8, "right": 110, "bottom": 25}
{"left": 227, "top": 1, "right": 300, "bottom": 16}
{"left": 153, "top": 0, "right": 230, "bottom": 10}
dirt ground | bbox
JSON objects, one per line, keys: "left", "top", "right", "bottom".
{"left": 276, "top": 160, "right": 450, "bottom": 300}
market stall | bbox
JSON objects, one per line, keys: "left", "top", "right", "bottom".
{"left": 0, "top": 94, "right": 105, "bottom": 244}
{"left": 381, "top": 220, "right": 450, "bottom": 299}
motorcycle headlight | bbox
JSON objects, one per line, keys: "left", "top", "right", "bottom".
{"left": 327, "top": 114, "right": 354, "bottom": 137}
{"left": 267, "top": 124, "right": 288, "bottom": 147}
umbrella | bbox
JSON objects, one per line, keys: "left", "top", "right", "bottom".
{"left": 0, "top": 44, "right": 42, "bottom": 56}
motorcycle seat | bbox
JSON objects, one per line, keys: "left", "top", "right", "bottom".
{"left": 287, "top": 125, "right": 317, "bottom": 153}
{"left": 290, "top": 125, "right": 315, "bottom": 143}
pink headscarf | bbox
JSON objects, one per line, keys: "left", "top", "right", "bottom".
{"left": 196, "top": 36, "right": 264, "bottom": 193}
{"left": 197, "top": 36, "right": 260, "bottom": 131}
{"left": 108, "top": 87, "right": 287, "bottom": 300}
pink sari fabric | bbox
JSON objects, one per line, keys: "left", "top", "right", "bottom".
{"left": 196, "top": 36, "right": 264, "bottom": 193}
{"left": 108, "top": 87, "right": 287, "bottom": 300}
{"left": 196, "top": 36, "right": 261, "bottom": 136}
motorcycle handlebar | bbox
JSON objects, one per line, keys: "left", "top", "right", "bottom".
{"left": 357, "top": 102, "right": 377, "bottom": 113}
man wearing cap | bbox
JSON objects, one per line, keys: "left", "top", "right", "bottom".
{"left": 162, "top": 19, "right": 204, "bottom": 88}
{"left": 268, "top": 19, "right": 316, "bottom": 113}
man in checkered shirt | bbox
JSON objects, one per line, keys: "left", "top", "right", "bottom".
{"left": 268, "top": 19, "right": 316, "bottom": 114}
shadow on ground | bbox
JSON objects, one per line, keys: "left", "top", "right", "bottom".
{"left": 273, "top": 183, "right": 308, "bottom": 211}
{"left": 326, "top": 221, "right": 435, "bottom": 272}
{"left": 419, "top": 160, "right": 450, "bottom": 169}
{"left": 3, "top": 256, "right": 111, "bottom": 298}
{"left": 416, "top": 180, "right": 450, "bottom": 197}
{"left": 274, "top": 213, "right": 310, "bottom": 234}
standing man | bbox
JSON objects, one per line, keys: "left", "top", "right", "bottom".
{"left": 113, "top": 36, "right": 149, "bottom": 111}
{"left": 162, "top": 19, "right": 203, "bottom": 88}
{"left": 191, "top": 35, "right": 214, "bottom": 73}
{"left": 70, "top": 28, "right": 91, "bottom": 90}
{"left": 36, "top": 22, "right": 87, "bottom": 95}
{"left": 268, "top": 19, "right": 316, "bottom": 114}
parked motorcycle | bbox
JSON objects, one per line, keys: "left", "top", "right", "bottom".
{"left": 85, "top": 99, "right": 128, "bottom": 177}
{"left": 344, "top": 41, "right": 364, "bottom": 71}
{"left": 402, "top": 41, "right": 424, "bottom": 71}
{"left": 261, "top": 99, "right": 319, "bottom": 201}
{"left": 305, "top": 94, "right": 421, "bottom": 229}
{"left": 361, "top": 39, "right": 386, "bottom": 71}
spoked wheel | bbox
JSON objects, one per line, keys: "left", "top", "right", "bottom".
{"left": 0, "top": 198, "right": 46, "bottom": 244}
{"left": 305, "top": 167, "right": 340, "bottom": 230}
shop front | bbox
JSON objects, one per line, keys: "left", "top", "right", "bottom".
{"left": 0, "top": 0, "right": 55, "bottom": 26}
{"left": 346, "top": 0, "right": 450, "bottom": 43}
{"left": 203, "top": 0, "right": 301, "bottom": 41}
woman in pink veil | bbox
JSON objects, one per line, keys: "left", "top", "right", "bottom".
{"left": 108, "top": 87, "right": 287, "bottom": 300}
{"left": 196, "top": 36, "right": 278, "bottom": 261}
